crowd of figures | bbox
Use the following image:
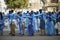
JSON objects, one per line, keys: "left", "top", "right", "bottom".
{"left": 0, "top": 9, "right": 60, "bottom": 36}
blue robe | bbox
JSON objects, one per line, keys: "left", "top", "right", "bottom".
{"left": 45, "top": 15, "right": 56, "bottom": 36}
{"left": 33, "top": 13, "right": 39, "bottom": 32}
{"left": 27, "top": 14, "right": 34, "bottom": 36}
{"left": 25, "top": 13, "right": 30, "bottom": 32}
{"left": 17, "top": 14, "right": 24, "bottom": 35}
{"left": 0, "top": 20, "right": 4, "bottom": 35}
{"left": 3, "top": 14, "right": 10, "bottom": 29}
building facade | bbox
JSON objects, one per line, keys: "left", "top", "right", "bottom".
{"left": 28, "top": 0, "right": 60, "bottom": 12}
{"left": 28, "top": 0, "right": 44, "bottom": 11}
{"left": 45, "top": 0, "right": 60, "bottom": 12}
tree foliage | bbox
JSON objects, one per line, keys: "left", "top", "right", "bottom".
{"left": 5, "top": 0, "right": 28, "bottom": 9}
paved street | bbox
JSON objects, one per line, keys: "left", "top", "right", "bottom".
{"left": 0, "top": 30, "right": 60, "bottom": 40}
{"left": 0, "top": 35, "right": 60, "bottom": 40}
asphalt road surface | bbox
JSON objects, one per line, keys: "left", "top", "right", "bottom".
{"left": 0, "top": 30, "right": 60, "bottom": 40}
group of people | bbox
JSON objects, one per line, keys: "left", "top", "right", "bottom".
{"left": 0, "top": 9, "right": 60, "bottom": 36}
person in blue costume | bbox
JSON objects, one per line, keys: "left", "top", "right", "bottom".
{"left": 56, "top": 12, "right": 60, "bottom": 35}
{"left": 22, "top": 12, "right": 27, "bottom": 33}
{"left": 25, "top": 11, "right": 30, "bottom": 33}
{"left": 36, "top": 11, "right": 41, "bottom": 32}
{"left": 38, "top": 9, "right": 45, "bottom": 35}
{"left": 17, "top": 12, "right": 24, "bottom": 36}
{"left": 9, "top": 10, "right": 15, "bottom": 36}
{"left": 0, "top": 12, "right": 4, "bottom": 36}
{"left": 29, "top": 11, "right": 36, "bottom": 33}
{"left": 3, "top": 12, "right": 10, "bottom": 30}
{"left": 27, "top": 11, "right": 34, "bottom": 36}
{"left": 51, "top": 12, "right": 57, "bottom": 35}
{"left": 33, "top": 11, "right": 39, "bottom": 32}
{"left": 46, "top": 12, "right": 56, "bottom": 36}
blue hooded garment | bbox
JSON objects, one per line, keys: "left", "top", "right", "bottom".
{"left": 17, "top": 14, "right": 24, "bottom": 35}
{"left": 33, "top": 13, "right": 39, "bottom": 32}
{"left": 27, "top": 14, "right": 34, "bottom": 36}
{"left": 45, "top": 15, "right": 56, "bottom": 36}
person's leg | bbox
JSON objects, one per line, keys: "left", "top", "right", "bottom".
{"left": 40, "top": 29, "right": 42, "bottom": 35}
{"left": 0, "top": 29, "right": 1, "bottom": 36}
{"left": 0, "top": 24, "right": 4, "bottom": 36}
{"left": 19, "top": 24, "right": 24, "bottom": 36}
{"left": 9, "top": 24, "right": 12, "bottom": 35}
{"left": 41, "top": 29, "right": 45, "bottom": 36}
{"left": 31, "top": 27, "right": 34, "bottom": 36}
{"left": 0, "top": 29, "right": 3, "bottom": 36}
{"left": 0, "top": 27, "right": 3, "bottom": 36}
{"left": 28, "top": 25, "right": 33, "bottom": 36}
{"left": 46, "top": 26, "right": 51, "bottom": 36}
{"left": 11, "top": 23, "right": 15, "bottom": 36}
{"left": 0, "top": 24, "right": 1, "bottom": 35}
{"left": 56, "top": 22, "right": 60, "bottom": 35}
{"left": 42, "top": 29, "right": 45, "bottom": 35}
{"left": 9, "top": 20, "right": 12, "bottom": 35}
{"left": 22, "top": 22, "right": 25, "bottom": 35}
{"left": 56, "top": 29, "right": 58, "bottom": 35}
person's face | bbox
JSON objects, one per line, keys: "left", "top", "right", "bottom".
{"left": 27, "top": 11, "right": 29, "bottom": 13}
{"left": 49, "top": 12, "right": 52, "bottom": 16}
{"left": 39, "top": 10, "right": 42, "bottom": 13}
{"left": 58, "top": 12, "right": 60, "bottom": 14}
{"left": 31, "top": 11, "right": 34, "bottom": 14}
{"left": 20, "top": 13, "right": 22, "bottom": 16}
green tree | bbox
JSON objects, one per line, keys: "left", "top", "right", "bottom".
{"left": 5, "top": 0, "right": 28, "bottom": 9}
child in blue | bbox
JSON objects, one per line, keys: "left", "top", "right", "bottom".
{"left": 25, "top": 11, "right": 30, "bottom": 33}
{"left": 17, "top": 12, "right": 24, "bottom": 36}
{"left": 27, "top": 11, "right": 34, "bottom": 36}
{"left": 46, "top": 12, "right": 56, "bottom": 36}
{"left": 39, "top": 9, "right": 45, "bottom": 35}
{"left": 33, "top": 12, "right": 39, "bottom": 32}
{"left": 3, "top": 12, "right": 10, "bottom": 30}
{"left": 56, "top": 12, "right": 60, "bottom": 35}
{"left": 0, "top": 12, "right": 4, "bottom": 36}
{"left": 9, "top": 10, "right": 16, "bottom": 36}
